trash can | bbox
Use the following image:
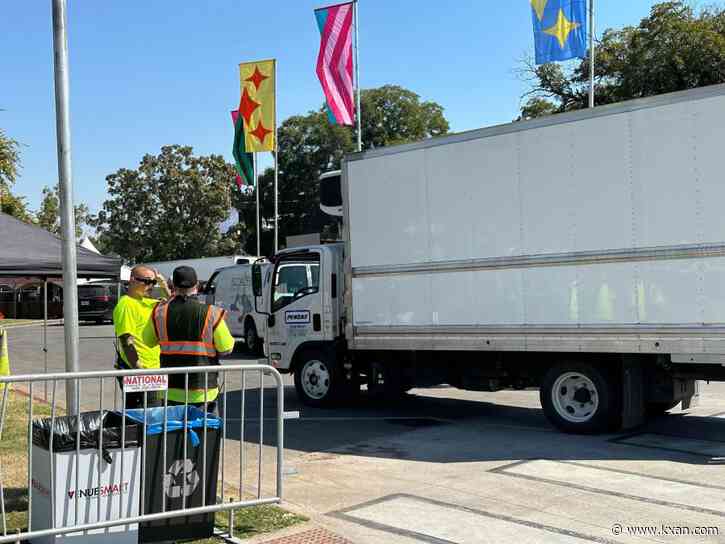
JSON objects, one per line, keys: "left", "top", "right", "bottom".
{"left": 123, "top": 406, "right": 222, "bottom": 543}
{"left": 30, "top": 411, "right": 142, "bottom": 544}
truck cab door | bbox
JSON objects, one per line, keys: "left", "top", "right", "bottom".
{"left": 266, "top": 251, "right": 323, "bottom": 370}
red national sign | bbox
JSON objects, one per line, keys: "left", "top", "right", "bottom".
{"left": 122, "top": 374, "right": 168, "bottom": 392}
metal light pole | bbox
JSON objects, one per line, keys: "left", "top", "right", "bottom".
{"left": 52, "top": 0, "right": 80, "bottom": 414}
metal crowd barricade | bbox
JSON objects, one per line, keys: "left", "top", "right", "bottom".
{"left": 0, "top": 364, "right": 286, "bottom": 544}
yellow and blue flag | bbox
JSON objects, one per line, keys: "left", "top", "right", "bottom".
{"left": 531, "top": 0, "right": 587, "bottom": 65}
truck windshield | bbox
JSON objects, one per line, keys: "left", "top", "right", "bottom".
{"left": 272, "top": 258, "right": 320, "bottom": 312}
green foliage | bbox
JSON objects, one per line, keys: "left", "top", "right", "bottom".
{"left": 0, "top": 190, "right": 33, "bottom": 224}
{"left": 361, "top": 85, "right": 449, "bottom": 148}
{"left": 0, "top": 128, "right": 20, "bottom": 191}
{"left": 521, "top": 1, "right": 725, "bottom": 117}
{"left": 517, "top": 96, "right": 559, "bottom": 121}
{"left": 94, "top": 145, "right": 236, "bottom": 262}
{"left": 36, "top": 184, "right": 90, "bottom": 239}
{"left": 0, "top": 126, "right": 23, "bottom": 224}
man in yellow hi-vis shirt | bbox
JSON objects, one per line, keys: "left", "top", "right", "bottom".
{"left": 142, "top": 266, "right": 234, "bottom": 412}
{"left": 113, "top": 265, "right": 171, "bottom": 408}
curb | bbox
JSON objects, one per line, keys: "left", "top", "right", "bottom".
{"left": 0, "top": 319, "right": 64, "bottom": 330}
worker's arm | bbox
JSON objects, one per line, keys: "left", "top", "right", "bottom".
{"left": 119, "top": 334, "right": 140, "bottom": 369}
{"left": 114, "top": 301, "right": 140, "bottom": 369}
{"left": 213, "top": 317, "right": 235, "bottom": 357}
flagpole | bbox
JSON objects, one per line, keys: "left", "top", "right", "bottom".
{"left": 354, "top": 0, "right": 362, "bottom": 151}
{"left": 273, "top": 60, "right": 279, "bottom": 254}
{"left": 254, "top": 153, "right": 260, "bottom": 256}
{"left": 588, "top": 0, "right": 595, "bottom": 108}
{"left": 273, "top": 148, "right": 279, "bottom": 253}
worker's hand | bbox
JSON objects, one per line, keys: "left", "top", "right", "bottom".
{"left": 154, "top": 269, "right": 167, "bottom": 287}
{"left": 155, "top": 269, "right": 171, "bottom": 298}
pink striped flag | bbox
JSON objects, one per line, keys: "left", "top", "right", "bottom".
{"left": 315, "top": 2, "right": 355, "bottom": 126}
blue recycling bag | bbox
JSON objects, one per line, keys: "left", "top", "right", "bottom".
{"left": 123, "top": 406, "right": 221, "bottom": 448}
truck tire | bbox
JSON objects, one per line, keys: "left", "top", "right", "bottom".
{"left": 294, "top": 349, "right": 343, "bottom": 407}
{"left": 244, "top": 320, "right": 260, "bottom": 355}
{"left": 540, "top": 362, "right": 619, "bottom": 434}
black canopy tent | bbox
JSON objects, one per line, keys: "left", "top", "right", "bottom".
{"left": 0, "top": 212, "right": 120, "bottom": 278}
{"left": 0, "top": 212, "right": 122, "bottom": 381}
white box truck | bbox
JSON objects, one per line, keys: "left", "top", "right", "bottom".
{"left": 252, "top": 84, "right": 725, "bottom": 433}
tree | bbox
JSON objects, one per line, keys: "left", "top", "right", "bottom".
{"left": 247, "top": 85, "right": 449, "bottom": 254}
{"left": 94, "top": 145, "right": 236, "bottom": 262}
{"left": 361, "top": 85, "right": 449, "bottom": 148}
{"left": 36, "top": 184, "right": 90, "bottom": 239}
{"left": 0, "top": 126, "right": 21, "bottom": 218}
{"left": 521, "top": 2, "right": 725, "bottom": 117}
{"left": 1, "top": 190, "right": 33, "bottom": 224}
{"left": 0, "top": 128, "right": 20, "bottom": 192}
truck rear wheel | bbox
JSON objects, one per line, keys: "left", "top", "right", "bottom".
{"left": 294, "top": 349, "right": 343, "bottom": 407}
{"left": 540, "top": 362, "right": 619, "bottom": 434}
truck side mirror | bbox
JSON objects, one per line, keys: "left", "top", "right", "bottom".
{"left": 267, "top": 314, "right": 276, "bottom": 328}
{"left": 252, "top": 264, "right": 262, "bottom": 297}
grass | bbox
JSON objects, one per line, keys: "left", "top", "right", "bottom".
{"left": 0, "top": 387, "right": 57, "bottom": 535}
{"left": 195, "top": 506, "right": 308, "bottom": 543}
{"left": 0, "top": 389, "right": 306, "bottom": 542}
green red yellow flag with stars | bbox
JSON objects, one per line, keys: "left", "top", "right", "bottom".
{"left": 238, "top": 59, "right": 276, "bottom": 152}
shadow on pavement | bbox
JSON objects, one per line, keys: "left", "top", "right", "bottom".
{"left": 220, "top": 383, "right": 725, "bottom": 466}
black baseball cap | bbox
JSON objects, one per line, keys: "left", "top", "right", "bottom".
{"left": 173, "top": 266, "right": 198, "bottom": 288}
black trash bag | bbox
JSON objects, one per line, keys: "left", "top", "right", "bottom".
{"left": 33, "top": 410, "right": 140, "bottom": 464}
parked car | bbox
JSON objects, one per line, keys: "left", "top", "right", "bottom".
{"left": 16, "top": 282, "right": 63, "bottom": 319}
{"left": 78, "top": 283, "right": 123, "bottom": 324}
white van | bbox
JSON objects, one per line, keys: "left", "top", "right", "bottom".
{"left": 204, "top": 264, "right": 270, "bottom": 354}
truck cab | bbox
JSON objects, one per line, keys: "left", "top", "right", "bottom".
{"left": 257, "top": 244, "right": 345, "bottom": 383}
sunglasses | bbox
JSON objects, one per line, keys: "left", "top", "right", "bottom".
{"left": 132, "top": 276, "right": 156, "bottom": 286}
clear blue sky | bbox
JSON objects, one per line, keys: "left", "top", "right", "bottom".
{"left": 2, "top": 1, "right": 654, "bottom": 214}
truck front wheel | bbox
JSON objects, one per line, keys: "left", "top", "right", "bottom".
{"left": 294, "top": 349, "right": 343, "bottom": 407}
{"left": 540, "top": 362, "right": 619, "bottom": 434}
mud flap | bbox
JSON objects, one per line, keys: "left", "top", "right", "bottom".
{"left": 621, "top": 359, "right": 646, "bottom": 430}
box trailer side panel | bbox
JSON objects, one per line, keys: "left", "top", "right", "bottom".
{"left": 345, "top": 87, "right": 725, "bottom": 355}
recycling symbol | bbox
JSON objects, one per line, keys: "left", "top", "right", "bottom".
{"left": 163, "top": 459, "right": 200, "bottom": 499}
